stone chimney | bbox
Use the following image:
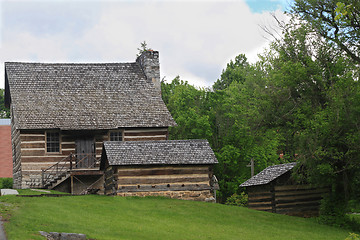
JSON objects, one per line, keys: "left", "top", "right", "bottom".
{"left": 136, "top": 50, "right": 161, "bottom": 93}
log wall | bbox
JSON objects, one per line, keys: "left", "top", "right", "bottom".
{"left": 113, "top": 165, "right": 215, "bottom": 201}
{"left": 247, "top": 184, "right": 329, "bottom": 217}
{"left": 274, "top": 185, "right": 329, "bottom": 217}
{"left": 16, "top": 127, "right": 168, "bottom": 189}
{"left": 247, "top": 185, "right": 273, "bottom": 212}
{"left": 11, "top": 107, "right": 22, "bottom": 188}
{"left": 104, "top": 165, "right": 116, "bottom": 195}
{"left": 123, "top": 128, "right": 168, "bottom": 141}
{"left": 18, "top": 130, "right": 109, "bottom": 188}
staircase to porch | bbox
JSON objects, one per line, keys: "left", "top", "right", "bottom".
{"left": 41, "top": 153, "right": 100, "bottom": 190}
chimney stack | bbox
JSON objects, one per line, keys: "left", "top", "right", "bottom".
{"left": 136, "top": 51, "right": 161, "bottom": 94}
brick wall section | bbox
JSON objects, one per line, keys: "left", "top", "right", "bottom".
{"left": 0, "top": 125, "right": 12, "bottom": 178}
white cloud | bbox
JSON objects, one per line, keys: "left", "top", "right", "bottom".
{"left": 0, "top": 0, "right": 289, "bottom": 88}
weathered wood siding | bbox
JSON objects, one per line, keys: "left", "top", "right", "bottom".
{"left": 123, "top": 128, "right": 168, "bottom": 141}
{"left": 114, "top": 165, "right": 215, "bottom": 201}
{"left": 19, "top": 130, "right": 108, "bottom": 188}
{"left": 104, "top": 165, "right": 116, "bottom": 195}
{"left": 11, "top": 108, "right": 22, "bottom": 188}
{"left": 274, "top": 185, "right": 329, "bottom": 217}
{"left": 247, "top": 184, "right": 329, "bottom": 217}
{"left": 247, "top": 185, "right": 273, "bottom": 212}
{"left": 16, "top": 128, "right": 168, "bottom": 188}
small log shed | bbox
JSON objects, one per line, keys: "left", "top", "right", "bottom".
{"left": 240, "top": 162, "right": 329, "bottom": 217}
{"left": 100, "top": 139, "right": 219, "bottom": 201}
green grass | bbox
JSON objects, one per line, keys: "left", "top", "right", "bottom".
{"left": 15, "top": 189, "right": 68, "bottom": 196}
{"left": 0, "top": 195, "right": 352, "bottom": 240}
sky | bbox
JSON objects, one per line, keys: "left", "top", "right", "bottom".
{"left": 0, "top": 0, "right": 293, "bottom": 88}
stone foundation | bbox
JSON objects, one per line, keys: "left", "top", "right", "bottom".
{"left": 12, "top": 170, "right": 22, "bottom": 189}
{"left": 18, "top": 173, "right": 42, "bottom": 189}
{"left": 117, "top": 190, "right": 214, "bottom": 202}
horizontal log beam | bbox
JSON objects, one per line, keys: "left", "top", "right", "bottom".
{"left": 117, "top": 183, "right": 212, "bottom": 192}
{"left": 117, "top": 176, "right": 209, "bottom": 185}
{"left": 275, "top": 193, "right": 324, "bottom": 202}
{"left": 123, "top": 137, "right": 166, "bottom": 141}
{"left": 276, "top": 205, "right": 319, "bottom": 213}
{"left": 117, "top": 166, "right": 208, "bottom": 171}
{"left": 275, "top": 185, "right": 327, "bottom": 191}
{"left": 124, "top": 131, "right": 167, "bottom": 136}
{"left": 275, "top": 188, "right": 329, "bottom": 197}
{"left": 20, "top": 135, "right": 45, "bottom": 141}
{"left": 21, "top": 143, "right": 45, "bottom": 148}
{"left": 70, "top": 170, "right": 104, "bottom": 176}
{"left": 275, "top": 200, "right": 321, "bottom": 208}
{"left": 22, "top": 156, "right": 68, "bottom": 162}
{"left": 248, "top": 197, "right": 272, "bottom": 203}
{"left": 125, "top": 128, "right": 168, "bottom": 133}
{"left": 117, "top": 168, "right": 210, "bottom": 177}
{"left": 248, "top": 191, "right": 272, "bottom": 197}
{"left": 21, "top": 149, "right": 45, "bottom": 156}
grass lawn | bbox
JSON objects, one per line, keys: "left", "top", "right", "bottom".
{"left": 0, "top": 194, "right": 351, "bottom": 240}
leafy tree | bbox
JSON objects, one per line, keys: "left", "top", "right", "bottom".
{"left": 262, "top": 15, "right": 360, "bottom": 214}
{"left": 213, "top": 54, "right": 249, "bottom": 91}
{"left": 0, "top": 89, "right": 10, "bottom": 118}
{"left": 291, "top": 0, "right": 360, "bottom": 64}
{"left": 161, "top": 77, "right": 212, "bottom": 141}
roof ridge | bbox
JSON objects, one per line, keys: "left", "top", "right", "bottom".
{"left": 5, "top": 61, "right": 137, "bottom": 65}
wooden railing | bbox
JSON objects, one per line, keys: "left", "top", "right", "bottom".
{"left": 73, "top": 153, "right": 100, "bottom": 169}
{"left": 41, "top": 153, "right": 101, "bottom": 188}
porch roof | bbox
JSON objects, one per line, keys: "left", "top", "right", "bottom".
{"left": 101, "top": 139, "right": 218, "bottom": 166}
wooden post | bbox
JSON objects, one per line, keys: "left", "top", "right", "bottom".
{"left": 71, "top": 175, "right": 74, "bottom": 194}
{"left": 247, "top": 158, "right": 254, "bottom": 177}
{"left": 70, "top": 153, "right": 72, "bottom": 170}
{"left": 251, "top": 159, "right": 254, "bottom": 177}
{"left": 41, "top": 169, "right": 44, "bottom": 188}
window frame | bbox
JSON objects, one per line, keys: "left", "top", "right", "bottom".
{"left": 108, "top": 130, "right": 123, "bottom": 141}
{"left": 45, "top": 130, "right": 61, "bottom": 154}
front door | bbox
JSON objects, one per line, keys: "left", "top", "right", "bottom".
{"left": 75, "top": 138, "right": 95, "bottom": 168}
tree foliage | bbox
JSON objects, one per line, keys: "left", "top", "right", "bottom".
{"left": 213, "top": 54, "right": 249, "bottom": 91}
{"left": 0, "top": 89, "right": 10, "bottom": 118}
{"left": 291, "top": 0, "right": 360, "bottom": 64}
{"left": 156, "top": 1, "right": 360, "bottom": 223}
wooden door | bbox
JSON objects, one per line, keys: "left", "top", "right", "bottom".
{"left": 76, "top": 138, "right": 95, "bottom": 168}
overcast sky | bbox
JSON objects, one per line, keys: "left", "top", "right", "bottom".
{"left": 0, "top": 0, "right": 293, "bottom": 88}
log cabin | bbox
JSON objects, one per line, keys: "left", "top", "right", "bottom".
{"left": 240, "top": 162, "right": 329, "bottom": 217}
{"left": 101, "top": 140, "right": 219, "bottom": 201}
{"left": 5, "top": 51, "right": 181, "bottom": 192}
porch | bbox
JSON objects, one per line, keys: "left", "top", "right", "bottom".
{"left": 41, "top": 153, "right": 104, "bottom": 194}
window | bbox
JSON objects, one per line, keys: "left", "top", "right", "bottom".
{"left": 46, "top": 131, "right": 60, "bottom": 153}
{"left": 109, "top": 131, "right": 122, "bottom": 141}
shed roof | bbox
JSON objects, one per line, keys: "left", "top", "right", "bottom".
{"left": 101, "top": 139, "right": 218, "bottom": 166}
{"left": 239, "top": 162, "right": 297, "bottom": 187}
{"left": 5, "top": 62, "right": 176, "bottom": 130}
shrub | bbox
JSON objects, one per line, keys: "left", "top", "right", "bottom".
{"left": 0, "top": 178, "right": 13, "bottom": 189}
{"left": 346, "top": 233, "right": 360, "bottom": 240}
{"left": 225, "top": 192, "right": 248, "bottom": 207}
{"left": 347, "top": 200, "right": 360, "bottom": 213}
{"left": 318, "top": 194, "right": 360, "bottom": 232}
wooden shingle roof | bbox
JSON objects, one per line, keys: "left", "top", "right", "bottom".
{"left": 239, "top": 162, "right": 297, "bottom": 187}
{"left": 5, "top": 62, "right": 176, "bottom": 130}
{"left": 101, "top": 140, "right": 218, "bottom": 166}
